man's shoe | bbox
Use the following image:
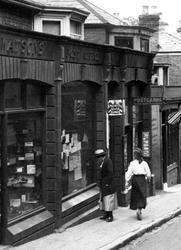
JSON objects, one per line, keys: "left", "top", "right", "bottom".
{"left": 100, "top": 215, "right": 107, "bottom": 220}
{"left": 106, "top": 216, "right": 113, "bottom": 222}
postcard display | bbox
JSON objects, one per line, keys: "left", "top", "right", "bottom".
{"left": 7, "top": 115, "right": 42, "bottom": 220}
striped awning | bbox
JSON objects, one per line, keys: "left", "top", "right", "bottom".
{"left": 168, "top": 110, "right": 181, "bottom": 125}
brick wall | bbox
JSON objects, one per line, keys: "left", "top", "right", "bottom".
{"left": 156, "top": 54, "right": 181, "bottom": 85}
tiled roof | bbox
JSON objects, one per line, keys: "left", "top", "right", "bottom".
{"left": 38, "top": 0, "right": 124, "bottom": 25}
{"left": 77, "top": 0, "right": 123, "bottom": 25}
{"left": 158, "top": 31, "right": 181, "bottom": 52}
{"left": 17, "top": 0, "right": 126, "bottom": 25}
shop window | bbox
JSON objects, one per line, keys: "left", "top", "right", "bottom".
{"left": 114, "top": 36, "right": 133, "bottom": 49}
{"left": 0, "top": 80, "right": 45, "bottom": 222}
{"left": 43, "top": 20, "right": 61, "bottom": 36}
{"left": 27, "top": 84, "right": 43, "bottom": 108}
{"left": 5, "top": 81, "right": 22, "bottom": 109}
{"left": 7, "top": 114, "right": 43, "bottom": 220}
{"left": 61, "top": 82, "right": 96, "bottom": 196}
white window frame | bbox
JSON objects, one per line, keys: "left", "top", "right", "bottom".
{"left": 70, "top": 19, "right": 84, "bottom": 40}
{"left": 34, "top": 14, "right": 70, "bottom": 36}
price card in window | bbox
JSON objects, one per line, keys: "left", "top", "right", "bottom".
{"left": 10, "top": 199, "right": 21, "bottom": 208}
{"left": 25, "top": 142, "right": 34, "bottom": 147}
{"left": 27, "top": 164, "right": 36, "bottom": 174}
{"left": 25, "top": 153, "right": 34, "bottom": 161}
{"left": 18, "top": 156, "right": 25, "bottom": 161}
{"left": 16, "top": 167, "right": 23, "bottom": 173}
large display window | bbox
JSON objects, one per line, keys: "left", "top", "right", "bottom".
{"left": 7, "top": 114, "right": 43, "bottom": 220}
{"left": 0, "top": 80, "right": 45, "bottom": 221}
{"left": 61, "top": 82, "right": 96, "bottom": 196}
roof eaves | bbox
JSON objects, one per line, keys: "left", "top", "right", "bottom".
{"left": 1, "top": 0, "right": 44, "bottom": 10}
{"left": 43, "top": 6, "right": 89, "bottom": 17}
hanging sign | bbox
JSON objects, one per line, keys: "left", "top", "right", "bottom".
{"left": 107, "top": 100, "right": 125, "bottom": 116}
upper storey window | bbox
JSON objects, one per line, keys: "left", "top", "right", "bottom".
{"left": 140, "top": 38, "right": 149, "bottom": 52}
{"left": 114, "top": 37, "right": 133, "bottom": 49}
{"left": 70, "top": 20, "right": 82, "bottom": 39}
{"left": 152, "top": 66, "right": 169, "bottom": 86}
{"left": 34, "top": 13, "right": 84, "bottom": 40}
{"left": 43, "top": 20, "right": 61, "bottom": 36}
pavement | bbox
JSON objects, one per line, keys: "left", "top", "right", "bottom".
{"left": 1, "top": 184, "right": 181, "bottom": 250}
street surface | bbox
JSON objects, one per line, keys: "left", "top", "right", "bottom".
{"left": 120, "top": 215, "right": 181, "bottom": 250}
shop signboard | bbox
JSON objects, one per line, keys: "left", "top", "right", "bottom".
{"left": 133, "top": 97, "right": 162, "bottom": 105}
{"left": 107, "top": 100, "right": 125, "bottom": 116}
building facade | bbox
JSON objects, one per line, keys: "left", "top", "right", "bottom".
{"left": 0, "top": 0, "right": 154, "bottom": 245}
{"left": 139, "top": 8, "right": 181, "bottom": 190}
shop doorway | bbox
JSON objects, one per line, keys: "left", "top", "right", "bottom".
{"left": 162, "top": 110, "right": 180, "bottom": 187}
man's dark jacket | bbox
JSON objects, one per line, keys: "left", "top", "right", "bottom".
{"left": 98, "top": 157, "right": 116, "bottom": 199}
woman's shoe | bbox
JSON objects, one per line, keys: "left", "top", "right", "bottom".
{"left": 137, "top": 210, "right": 142, "bottom": 220}
{"left": 106, "top": 216, "right": 113, "bottom": 222}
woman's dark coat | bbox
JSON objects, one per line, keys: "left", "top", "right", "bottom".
{"left": 97, "top": 157, "right": 116, "bottom": 199}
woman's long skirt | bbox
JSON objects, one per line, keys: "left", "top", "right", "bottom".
{"left": 130, "top": 175, "right": 147, "bottom": 210}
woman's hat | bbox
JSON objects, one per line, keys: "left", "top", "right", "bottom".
{"left": 134, "top": 148, "right": 143, "bottom": 156}
{"left": 94, "top": 149, "right": 106, "bottom": 157}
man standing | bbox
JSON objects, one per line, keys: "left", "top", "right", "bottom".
{"left": 95, "top": 149, "right": 117, "bottom": 222}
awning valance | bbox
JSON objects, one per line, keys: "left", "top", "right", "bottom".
{"left": 168, "top": 110, "right": 181, "bottom": 125}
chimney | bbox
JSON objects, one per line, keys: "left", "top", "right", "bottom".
{"left": 142, "top": 5, "right": 149, "bottom": 15}
{"left": 139, "top": 5, "right": 160, "bottom": 31}
{"left": 139, "top": 5, "right": 160, "bottom": 52}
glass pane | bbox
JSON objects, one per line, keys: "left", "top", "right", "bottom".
{"left": 114, "top": 36, "right": 133, "bottom": 49}
{"left": 5, "top": 81, "right": 22, "bottom": 109}
{"left": 27, "top": 84, "right": 42, "bottom": 108}
{"left": 61, "top": 82, "right": 96, "bottom": 196}
{"left": 43, "top": 20, "right": 61, "bottom": 36}
{"left": 7, "top": 114, "right": 43, "bottom": 220}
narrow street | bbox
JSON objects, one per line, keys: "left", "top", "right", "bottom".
{"left": 120, "top": 215, "right": 181, "bottom": 250}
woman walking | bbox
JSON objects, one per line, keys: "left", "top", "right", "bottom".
{"left": 125, "top": 148, "right": 151, "bottom": 220}
{"left": 95, "top": 149, "right": 117, "bottom": 222}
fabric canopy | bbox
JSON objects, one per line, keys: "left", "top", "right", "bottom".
{"left": 168, "top": 110, "right": 181, "bottom": 125}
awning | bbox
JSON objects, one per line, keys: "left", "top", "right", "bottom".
{"left": 168, "top": 110, "right": 181, "bottom": 125}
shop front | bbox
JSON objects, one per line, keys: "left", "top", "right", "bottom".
{"left": 60, "top": 42, "right": 108, "bottom": 224}
{"left": 151, "top": 86, "right": 181, "bottom": 189}
{"left": 59, "top": 45, "right": 154, "bottom": 220}
{"left": 0, "top": 26, "right": 60, "bottom": 245}
{"left": 0, "top": 25, "right": 155, "bottom": 244}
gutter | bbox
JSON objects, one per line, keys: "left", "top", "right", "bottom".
{"left": 1, "top": 0, "right": 44, "bottom": 10}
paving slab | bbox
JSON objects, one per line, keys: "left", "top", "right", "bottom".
{"left": 1, "top": 184, "right": 181, "bottom": 250}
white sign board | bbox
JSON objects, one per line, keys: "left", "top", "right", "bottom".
{"left": 107, "top": 100, "right": 124, "bottom": 116}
